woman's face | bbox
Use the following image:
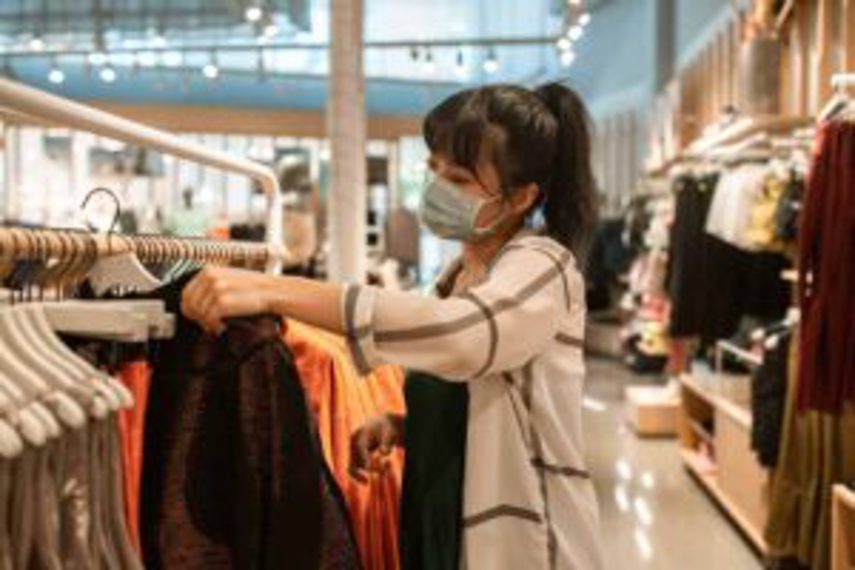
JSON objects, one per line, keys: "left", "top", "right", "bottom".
{"left": 427, "top": 153, "right": 539, "bottom": 239}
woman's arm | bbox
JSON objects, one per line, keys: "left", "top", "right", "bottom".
{"left": 183, "top": 240, "right": 575, "bottom": 381}
{"left": 181, "top": 266, "right": 346, "bottom": 335}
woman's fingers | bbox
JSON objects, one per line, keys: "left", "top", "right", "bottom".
{"left": 181, "top": 266, "right": 272, "bottom": 334}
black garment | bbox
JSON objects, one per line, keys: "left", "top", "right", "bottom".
{"left": 586, "top": 218, "right": 635, "bottom": 311}
{"left": 775, "top": 174, "right": 803, "bottom": 243}
{"left": 751, "top": 333, "right": 791, "bottom": 468}
{"left": 139, "top": 273, "right": 359, "bottom": 570}
{"left": 668, "top": 174, "right": 719, "bottom": 338}
{"left": 668, "top": 174, "right": 791, "bottom": 342}
{"left": 400, "top": 372, "right": 468, "bottom": 570}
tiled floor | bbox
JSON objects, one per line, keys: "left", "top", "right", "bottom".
{"left": 583, "top": 358, "right": 764, "bottom": 570}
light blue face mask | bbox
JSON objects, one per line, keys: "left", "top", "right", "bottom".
{"left": 418, "top": 175, "right": 505, "bottom": 241}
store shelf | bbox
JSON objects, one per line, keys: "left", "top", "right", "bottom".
{"left": 833, "top": 485, "right": 855, "bottom": 570}
{"left": 678, "top": 373, "right": 769, "bottom": 556}
{"left": 680, "top": 448, "right": 769, "bottom": 554}
{"left": 681, "top": 373, "right": 753, "bottom": 429}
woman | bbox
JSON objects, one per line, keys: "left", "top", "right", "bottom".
{"left": 182, "top": 83, "right": 603, "bottom": 570}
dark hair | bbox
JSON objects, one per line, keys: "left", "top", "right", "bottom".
{"left": 423, "top": 83, "right": 598, "bottom": 259}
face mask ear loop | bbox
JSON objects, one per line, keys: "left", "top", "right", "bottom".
{"left": 471, "top": 194, "right": 507, "bottom": 238}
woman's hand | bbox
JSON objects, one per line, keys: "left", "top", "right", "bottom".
{"left": 349, "top": 413, "right": 404, "bottom": 484}
{"left": 181, "top": 266, "right": 281, "bottom": 335}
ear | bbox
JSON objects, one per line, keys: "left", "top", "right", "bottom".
{"left": 509, "top": 183, "right": 541, "bottom": 215}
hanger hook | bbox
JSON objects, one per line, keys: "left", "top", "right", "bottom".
{"left": 80, "top": 187, "right": 122, "bottom": 237}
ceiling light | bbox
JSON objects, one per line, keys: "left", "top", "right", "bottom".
{"left": 484, "top": 48, "right": 499, "bottom": 74}
{"left": 560, "top": 50, "right": 576, "bottom": 67}
{"left": 556, "top": 37, "right": 572, "bottom": 51}
{"left": 245, "top": 5, "right": 263, "bottom": 22}
{"left": 151, "top": 34, "right": 167, "bottom": 48}
{"left": 48, "top": 68, "right": 65, "bottom": 84}
{"left": 264, "top": 23, "right": 279, "bottom": 38}
{"left": 568, "top": 25, "right": 583, "bottom": 41}
{"left": 579, "top": 13, "right": 592, "bottom": 26}
{"left": 88, "top": 51, "right": 108, "bottom": 66}
{"left": 202, "top": 63, "right": 219, "bottom": 79}
{"left": 29, "top": 35, "right": 45, "bottom": 51}
{"left": 99, "top": 66, "right": 117, "bottom": 83}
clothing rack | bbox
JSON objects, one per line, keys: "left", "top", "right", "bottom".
{"left": 0, "top": 226, "right": 287, "bottom": 267}
{"left": 0, "top": 77, "right": 287, "bottom": 272}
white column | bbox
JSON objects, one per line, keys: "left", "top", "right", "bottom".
{"left": 327, "top": 0, "right": 367, "bottom": 283}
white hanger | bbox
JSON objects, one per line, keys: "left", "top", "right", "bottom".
{"left": 9, "top": 307, "right": 109, "bottom": 420}
{"left": 0, "top": 384, "right": 25, "bottom": 458}
{"left": 0, "top": 371, "right": 48, "bottom": 448}
{"left": 86, "top": 252, "right": 162, "bottom": 297}
{"left": 0, "top": 336, "right": 63, "bottom": 440}
{"left": 16, "top": 306, "right": 111, "bottom": 418}
{"left": 0, "top": 309, "right": 87, "bottom": 429}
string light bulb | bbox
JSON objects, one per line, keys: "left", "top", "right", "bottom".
{"left": 579, "top": 13, "right": 591, "bottom": 26}
{"left": 560, "top": 50, "right": 576, "bottom": 67}
{"left": 568, "top": 25, "right": 583, "bottom": 41}
{"left": 557, "top": 37, "right": 572, "bottom": 51}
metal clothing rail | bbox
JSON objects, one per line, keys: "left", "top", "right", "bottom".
{"left": 0, "top": 77, "right": 285, "bottom": 272}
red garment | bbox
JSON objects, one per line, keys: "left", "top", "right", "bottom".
{"left": 117, "top": 359, "right": 152, "bottom": 555}
{"left": 284, "top": 320, "right": 406, "bottom": 570}
{"left": 797, "top": 120, "right": 855, "bottom": 412}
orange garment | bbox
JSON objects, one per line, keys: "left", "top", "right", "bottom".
{"left": 116, "top": 359, "right": 152, "bottom": 555}
{"left": 284, "top": 320, "right": 406, "bottom": 570}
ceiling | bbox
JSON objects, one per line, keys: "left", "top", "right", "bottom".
{"left": 0, "top": 0, "right": 606, "bottom": 115}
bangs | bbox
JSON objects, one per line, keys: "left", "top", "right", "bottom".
{"left": 423, "top": 89, "right": 508, "bottom": 182}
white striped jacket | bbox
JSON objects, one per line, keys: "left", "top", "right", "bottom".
{"left": 343, "top": 232, "right": 603, "bottom": 570}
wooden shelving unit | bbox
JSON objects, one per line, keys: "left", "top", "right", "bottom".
{"left": 679, "top": 373, "right": 770, "bottom": 555}
{"left": 833, "top": 484, "right": 855, "bottom": 570}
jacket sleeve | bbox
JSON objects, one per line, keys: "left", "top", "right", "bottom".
{"left": 341, "top": 243, "right": 575, "bottom": 381}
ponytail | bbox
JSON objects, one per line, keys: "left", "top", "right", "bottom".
{"left": 535, "top": 83, "right": 599, "bottom": 261}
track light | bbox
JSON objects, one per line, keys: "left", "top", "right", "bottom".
{"left": 557, "top": 37, "right": 572, "bottom": 51}
{"left": 579, "top": 13, "right": 591, "bottom": 26}
{"left": 568, "top": 25, "right": 583, "bottom": 41}
{"left": 483, "top": 48, "right": 499, "bottom": 74}
{"left": 99, "top": 66, "right": 117, "bottom": 83}
{"left": 422, "top": 49, "right": 435, "bottom": 74}
{"left": 202, "top": 52, "right": 220, "bottom": 79}
{"left": 245, "top": 6, "right": 263, "bottom": 23}
{"left": 29, "top": 34, "right": 45, "bottom": 52}
{"left": 409, "top": 46, "right": 420, "bottom": 62}
{"left": 455, "top": 49, "right": 467, "bottom": 78}
{"left": 48, "top": 68, "right": 65, "bottom": 84}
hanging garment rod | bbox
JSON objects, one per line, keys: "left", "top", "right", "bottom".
{"left": 0, "top": 77, "right": 285, "bottom": 272}
{"left": 0, "top": 226, "right": 289, "bottom": 266}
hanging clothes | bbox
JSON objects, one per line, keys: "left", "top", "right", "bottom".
{"left": 751, "top": 333, "right": 791, "bottom": 468}
{"left": 138, "top": 273, "right": 360, "bottom": 570}
{"left": 765, "top": 332, "right": 855, "bottom": 569}
{"left": 797, "top": 120, "right": 855, "bottom": 412}
{"left": 399, "top": 372, "right": 468, "bottom": 570}
{"left": 117, "top": 359, "right": 152, "bottom": 555}
{"left": 284, "top": 320, "right": 405, "bottom": 570}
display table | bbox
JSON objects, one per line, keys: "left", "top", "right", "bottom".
{"left": 678, "top": 373, "right": 769, "bottom": 554}
{"left": 833, "top": 484, "right": 855, "bottom": 570}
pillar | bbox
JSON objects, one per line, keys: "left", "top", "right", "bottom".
{"left": 327, "top": 0, "right": 367, "bottom": 283}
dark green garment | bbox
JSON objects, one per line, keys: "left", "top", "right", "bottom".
{"left": 400, "top": 372, "right": 468, "bottom": 570}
